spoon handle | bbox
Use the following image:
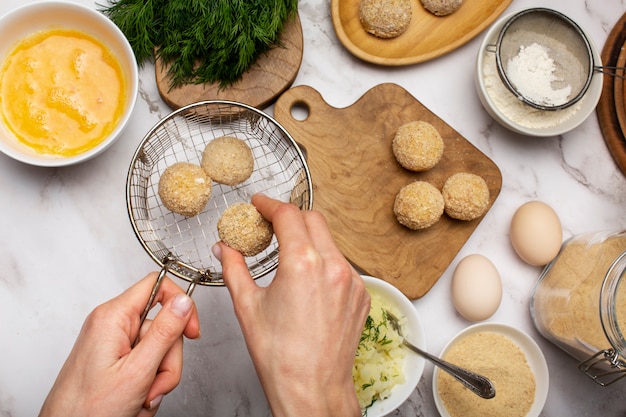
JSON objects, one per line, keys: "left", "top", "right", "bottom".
{"left": 402, "top": 340, "right": 496, "bottom": 399}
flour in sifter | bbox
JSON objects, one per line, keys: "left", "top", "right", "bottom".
{"left": 482, "top": 50, "right": 582, "bottom": 129}
{"left": 506, "top": 43, "right": 572, "bottom": 107}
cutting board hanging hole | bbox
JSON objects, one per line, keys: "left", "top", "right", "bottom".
{"left": 289, "top": 101, "right": 310, "bottom": 121}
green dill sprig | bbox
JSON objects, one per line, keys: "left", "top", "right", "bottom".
{"left": 357, "top": 308, "right": 394, "bottom": 356}
{"left": 361, "top": 378, "right": 375, "bottom": 390}
{"left": 98, "top": 0, "right": 298, "bottom": 89}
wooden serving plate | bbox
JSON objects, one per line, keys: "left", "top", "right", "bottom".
{"left": 274, "top": 84, "right": 502, "bottom": 299}
{"left": 331, "top": 0, "right": 512, "bottom": 65}
{"left": 597, "top": 11, "right": 626, "bottom": 176}
{"left": 155, "top": 13, "right": 303, "bottom": 110}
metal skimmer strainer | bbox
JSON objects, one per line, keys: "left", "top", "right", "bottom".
{"left": 126, "top": 100, "right": 312, "bottom": 333}
{"left": 493, "top": 8, "right": 604, "bottom": 111}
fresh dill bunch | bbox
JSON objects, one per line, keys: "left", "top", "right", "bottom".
{"left": 98, "top": 0, "right": 162, "bottom": 63}
{"left": 99, "top": 0, "right": 298, "bottom": 88}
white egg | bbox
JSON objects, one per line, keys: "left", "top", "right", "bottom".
{"left": 451, "top": 254, "right": 502, "bottom": 322}
{"left": 510, "top": 201, "right": 562, "bottom": 266}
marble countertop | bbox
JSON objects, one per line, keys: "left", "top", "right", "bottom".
{"left": 2, "top": 0, "right": 626, "bottom": 416}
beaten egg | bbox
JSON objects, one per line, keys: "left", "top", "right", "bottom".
{"left": 0, "top": 28, "right": 127, "bottom": 157}
{"left": 510, "top": 201, "right": 562, "bottom": 266}
{"left": 451, "top": 254, "right": 502, "bottom": 321}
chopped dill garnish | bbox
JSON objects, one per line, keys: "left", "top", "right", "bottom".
{"left": 357, "top": 307, "right": 392, "bottom": 354}
{"left": 361, "top": 379, "right": 375, "bottom": 390}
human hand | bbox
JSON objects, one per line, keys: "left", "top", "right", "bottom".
{"left": 213, "top": 194, "right": 370, "bottom": 417}
{"left": 39, "top": 273, "right": 200, "bottom": 417}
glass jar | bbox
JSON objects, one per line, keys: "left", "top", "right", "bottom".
{"left": 530, "top": 231, "right": 626, "bottom": 385}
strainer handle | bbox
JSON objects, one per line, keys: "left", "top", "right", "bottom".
{"left": 132, "top": 260, "right": 199, "bottom": 347}
{"left": 485, "top": 43, "right": 497, "bottom": 53}
{"left": 185, "top": 280, "right": 197, "bottom": 296}
{"left": 132, "top": 265, "right": 168, "bottom": 347}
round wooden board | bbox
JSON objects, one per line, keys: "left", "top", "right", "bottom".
{"left": 155, "top": 13, "right": 303, "bottom": 110}
{"left": 331, "top": 0, "right": 512, "bottom": 65}
{"left": 597, "top": 11, "right": 626, "bottom": 176}
{"left": 613, "top": 43, "right": 626, "bottom": 137}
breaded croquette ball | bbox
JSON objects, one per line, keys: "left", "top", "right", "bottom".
{"left": 442, "top": 172, "right": 490, "bottom": 221}
{"left": 392, "top": 121, "right": 444, "bottom": 172}
{"left": 394, "top": 181, "right": 444, "bottom": 230}
{"left": 158, "top": 162, "right": 212, "bottom": 217}
{"left": 201, "top": 136, "right": 254, "bottom": 186}
{"left": 421, "top": 0, "right": 462, "bottom": 16}
{"left": 218, "top": 203, "right": 273, "bottom": 257}
{"left": 359, "top": 0, "right": 412, "bottom": 39}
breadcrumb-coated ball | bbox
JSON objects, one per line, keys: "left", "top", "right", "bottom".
{"left": 359, "top": 0, "right": 412, "bottom": 39}
{"left": 201, "top": 136, "right": 254, "bottom": 186}
{"left": 158, "top": 162, "right": 212, "bottom": 217}
{"left": 421, "top": 0, "right": 463, "bottom": 16}
{"left": 442, "top": 172, "right": 490, "bottom": 221}
{"left": 392, "top": 121, "right": 444, "bottom": 172}
{"left": 218, "top": 203, "right": 274, "bottom": 257}
{"left": 394, "top": 181, "right": 444, "bottom": 230}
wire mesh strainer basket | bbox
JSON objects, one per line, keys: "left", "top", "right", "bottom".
{"left": 126, "top": 100, "right": 312, "bottom": 331}
{"left": 494, "top": 8, "right": 595, "bottom": 111}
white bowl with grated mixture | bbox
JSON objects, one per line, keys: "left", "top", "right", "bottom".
{"left": 355, "top": 276, "right": 426, "bottom": 417}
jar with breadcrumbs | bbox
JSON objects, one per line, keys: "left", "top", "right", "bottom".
{"left": 530, "top": 231, "right": 626, "bottom": 385}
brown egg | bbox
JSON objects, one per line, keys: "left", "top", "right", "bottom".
{"left": 510, "top": 201, "right": 562, "bottom": 266}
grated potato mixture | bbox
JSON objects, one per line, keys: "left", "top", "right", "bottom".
{"left": 353, "top": 292, "right": 406, "bottom": 412}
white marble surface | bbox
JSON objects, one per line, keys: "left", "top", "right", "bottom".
{"left": 2, "top": 0, "right": 626, "bottom": 416}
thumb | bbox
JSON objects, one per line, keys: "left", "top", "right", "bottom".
{"left": 131, "top": 293, "right": 194, "bottom": 371}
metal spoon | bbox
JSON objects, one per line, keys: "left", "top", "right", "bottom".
{"left": 385, "top": 310, "right": 496, "bottom": 399}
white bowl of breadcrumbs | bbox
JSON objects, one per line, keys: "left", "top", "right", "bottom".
{"left": 433, "top": 322, "right": 549, "bottom": 417}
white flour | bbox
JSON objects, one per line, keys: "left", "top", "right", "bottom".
{"left": 506, "top": 43, "right": 572, "bottom": 107}
{"left": 482, "top": 49, "right": 582, "bottom": 129}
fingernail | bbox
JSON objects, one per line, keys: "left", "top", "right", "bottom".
{"left": 149, "top": 394, "right": 163, "bottom": 410}
{"left": 170, "top": 294, "right": 193, "bottom": 317}
{"left": 211, "top": 243, "right": 222, "bottom": 261}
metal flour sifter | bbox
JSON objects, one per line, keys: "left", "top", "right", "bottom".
{"left": 492, "top": 8, "right": 624, "bottom": 111}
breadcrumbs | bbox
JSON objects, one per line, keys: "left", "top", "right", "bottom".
{"left": 437, "top": 331, "right": 536, "bottom": 417}
{"left": 532, "top": 233, "right": 626, "bottom": 359}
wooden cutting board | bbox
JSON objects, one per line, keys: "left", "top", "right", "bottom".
{"left": 155, "top": 13, "right": 303, "bottom": 110}
{"left": 274, "top": 84, "right": 502, "bottom": 299}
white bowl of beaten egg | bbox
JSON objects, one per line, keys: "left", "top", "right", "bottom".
{"left": 356, "top": 276, "right": 426, "bottom": 417}
{"left": 475, "top": 9, "right": 602, "bottom": 137}
{"left": 0, "top": 1, "right": 138, "bottom": 166}
{"left": 433, "top": 323, "right": 549, "bottom": 417}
